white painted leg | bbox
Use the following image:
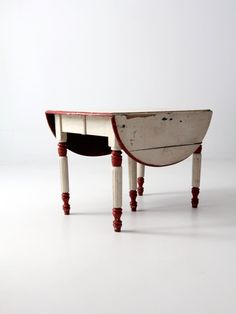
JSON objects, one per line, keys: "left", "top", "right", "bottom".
{"left": 137, "top": 163, "right": 145, "bottom": 178}
{"left": 191, "top": 145, "right": 202, "bottom": 208}
{"left": 58, "top": 142, "right": 70, "bottom": 214}
{"left": 112, "top": 165, "right": 122, "bottom": 209}
{"left": 137, "top": 163, "right": 145, "bottom": 196}
{"left": 111, "top": 150, "right": 123, "bottom": 232}
{"left": 55, "top": 115, "right": 70, "bottom": 215}
{"left": 59, "top": 156, "right": 69, "bottom": 193}
{"left": 128, "top": 157, "right": 137, "bottom": 211}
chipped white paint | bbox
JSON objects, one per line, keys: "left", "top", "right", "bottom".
{"left": 133, "top": 144, "right": 200, "bottom": 166}
{"left": 137, "top": 163, "right": 145, "bottom": 178}
{"left": 59, "top": 157, "right": 69, "bottom": 192}
{"left": 114, "top": 110, "right": 212, "bottom": 166}
{"left": 192, "top": 152, "right": 202, "bottom": 188}
{"left": 56, "top": 110, "right": 212, "bottom": 167}
{"left": 128, "top": 157, "right": 137, "bottom": 190}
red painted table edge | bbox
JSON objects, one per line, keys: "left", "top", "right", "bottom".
{"left": 45, "top": 110, "right": 113, "bottom": 117}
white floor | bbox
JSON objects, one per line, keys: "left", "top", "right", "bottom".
{"left": 0, "top": 157, "right": 236, "bottom": 314}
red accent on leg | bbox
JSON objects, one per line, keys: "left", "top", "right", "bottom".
{"left": 194, "top": 145, "right": 202, "bottom": 154}
{"left": 111, "top": 150, "right": 122, "bottom": 167}
{"left": 58, "top": 142, "right": 67, "bottom": 156}
{"left": 62, "top": 192, "right": 70, "bottom": 215}
{"left": 137, "top": 177, "right": 144, "bottom": 196}
{"left": 129, "top": 190, "right": 137, "bottom": 211}
{"left": 112, "top": 208, "right": 122, "bottom": 232}
{"left": 191, "top": 187, "right": 200, "bottom": 208}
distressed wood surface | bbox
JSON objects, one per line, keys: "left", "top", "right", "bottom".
{"left": 112, "top": 110, "right": 212, "bottom": 166}
{"left": 47, "top": 110, "right": 212, "bottom": 165}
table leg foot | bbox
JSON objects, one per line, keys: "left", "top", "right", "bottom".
{"left": 129, "top": 190, "right": 137, "bottom": 211}
{"left": 137, "top": 177, "right": 144, "bottom": 196}
{"left": 191, "top": 187, "right": 199, "bottom": 208}
{"left": 112, "top": 208, "right": 122, "bottom": 232}
{"left": 62, "top": 192, "right": 70, "bottom": 215}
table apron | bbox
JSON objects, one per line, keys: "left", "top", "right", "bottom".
{"left": 60, "top": 114, "right": 113, "bottom": 138}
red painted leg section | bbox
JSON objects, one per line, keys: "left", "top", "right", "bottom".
{"left": 111, "top": 150, "right": 122, "bottom": 167}
{"left": 62, "top": 192, "right": 70, "bottom": 215}
{"left": 129, "top": 190, "right": 137, "bottom": 211}
{"left": 112, "top": 208, "right": 122, "bottom": 232}
{"left": 58, "top": 142, "right": 67, "bottom": 156}
{"left": 137, "top": 177, "right": 144, "bottom": 196}
{"left": 191, "top": 187, "right": 200, "bottom": 208}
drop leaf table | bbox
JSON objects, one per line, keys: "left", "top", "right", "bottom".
{"left": 46, "top": 109, "right": 212, "bottom": 232}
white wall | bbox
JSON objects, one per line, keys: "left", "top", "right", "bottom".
{"left": 0, "top": 0, "right": 235, "bottom": 162}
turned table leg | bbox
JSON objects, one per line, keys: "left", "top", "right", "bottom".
{"left": 58, "top": 142, "right": 70, "bottom": 215}
{"left": 128, "top": 157, "right": 137, "bottom": 211}
{"left": 137, "top": 163, "right": 145, "bottom": 196}
{"left": 55, "top": 115, "right": 70, "bottom": 215}
{"left": 111, "top": 150, "right": 123, "bottom": 232}
{"left": 191, "top": 145, "right": 202, "bottom": 208}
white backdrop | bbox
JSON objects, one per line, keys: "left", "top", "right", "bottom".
{"left": 0, "top": 0, "right": 235, "bottom": 163}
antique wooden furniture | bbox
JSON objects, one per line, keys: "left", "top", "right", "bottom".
{"left": 46, "top": 109, "right": 212, "bottom": 232}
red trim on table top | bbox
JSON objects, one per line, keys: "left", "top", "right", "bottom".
{"left": 45, "top": 109, "right": 212, "bottom": 117}
{"left": 45, "top": 110, "right": 113, "bottom": 117}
